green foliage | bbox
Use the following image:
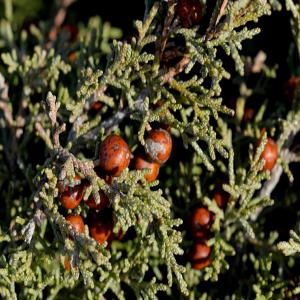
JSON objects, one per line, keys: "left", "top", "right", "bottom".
{"left": 0, "top": 0, "right": 300, "bottom": 299}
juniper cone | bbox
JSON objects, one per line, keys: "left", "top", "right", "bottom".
{"left": 0, "top": 0, "right": 300, "bottom": 299}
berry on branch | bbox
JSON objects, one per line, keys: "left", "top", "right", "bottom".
{"left": 189, "top": 242, "right": 212, "bottom": 270}
{"left": 65, "top": 214, "right": 85, "bottom": 235}
{"left": 132, "top": 153, "right": 160, "bottom": 182}
{"left": 89, "top": 211, "right": 114, "bottom": 245}
{"left": 99, "top": 134, "right": 131, "bottom": 177}
{"left": 86, "top": 191, "right": 109, "bottom": 211}
{"left": 191, "top": 207, "right": 213, "bottom": 240}
{"left": 144, "top": 129, "right": 172, "bottom": 165}
{"left": 59, "top": 176, "right": 84, "bottom": 209}
{"left": 258, "top": 137, "right": 278, "bottom": 171}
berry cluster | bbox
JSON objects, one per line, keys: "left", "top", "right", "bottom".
{"left": 57, "top": 126, "right": 172, "bottom": 270}
{"left": 189, "top": 189, "right": 228, "bottom": 270}
{"left": 188, "top": 134, "right": 278, "bottom": 271}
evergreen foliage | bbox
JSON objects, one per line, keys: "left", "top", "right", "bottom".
{"left": 0, "top": 0, "right": 299, "bottom": 299}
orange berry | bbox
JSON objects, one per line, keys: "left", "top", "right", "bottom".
{"left": 99, "top": 135, "right": 131, "bottom": 177}
{"left": 144, "top": 129, "right": 172, "bottom": 164}
{"left": 190, "top": 242, "right": 212, "bottom": 270}
{"left": 191, "top": 207, "right": 213, "bottom": 240}
{"left": 67, "top": 51, "right": 77, "bottom": 63}
{"left": 213, "top": 190, "right": 229, "bottom": 210}
{"left": 89, "top": 211, "right": 114, "bottom": 246}
{"left": 258, "top": 137, "right": 278, "bottom": 171}
{"left": 59, "top": 176, "right": 84, "bottom": 209}
{"left": 91, "top": 101, "right": 103, "bottom": 112}
{"left": 65, "top": 214, "right": 85, "bottom": 235}
{"left": 133, "top": 153, "right": 160, "bottom": 182}
{"left": 191, "top": 258, "right": 212, "bottom": 270}
{"left": 64, "top": 258, "right": 71, "bottom": 272}
{"left": 86, "top": 191, "right": 109, "bottom": 211}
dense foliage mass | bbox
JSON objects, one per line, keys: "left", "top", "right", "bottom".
{"left": 0, "top": 0, "right": 300, "bottom": 299}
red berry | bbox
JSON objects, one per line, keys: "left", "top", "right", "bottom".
{"left": 284, "top": 76, "right": 300, "bottom": 102}
{"left": 213, "top": 190, "right": 229, "bottom": 209}
{"left": 133, "top": 153, "right": 160, "bottom": 182}
{"left": 59, "top": 176, "right": 84, "bottom": 209}
{"left": 191, "top": 258, "right": 212, "bottom": 270}
{"left": 258, "top": 137, "right": 278, "bottom": 171}
{"left": 144, "top": 129, "right": 172, "bottom": 164}
{"left": 91, "top": 101, "right": 103, "bottom": 112}
{"left": 99, "top": 135, "right": 131, "bottom": 177}
{"left": 89, "top": 212, "right": 114, "bottom": 245}
{"left": 86, "top": 191, "right": 109, "bottom": 211}
{"left": 190, "top": 242, "right": 212, "bottom": 270}
{"left": 243, "top": 107, "right": 255, "bottom": 123}
{"left": 190, "top": 242, "right": 211, "bottom": 261}
{"left": 65, "top": 214, "right": 85, "bottom": 234}
{"left": 176, "top": 0, "right": 203, "bottom": 28}
{"left": 64, "top": 258, "right": 71, "bottom": 272}
{"left": 68, "top": 51, "right": 77, "bottom": 63}
{"left": 191, "top": 207, "right": 213, "bottom": 240}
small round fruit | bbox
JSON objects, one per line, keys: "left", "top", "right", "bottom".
{"left": 191, "top": 258, "right": 212, "bottom": 270}
{"left": 64, "top": 258, "right": 71, "bottom": 272}
{"left": 189, "top": 242, "right": 211, "bottom": 265}
{"left": 243, "top": 107, "right": 255, "bottom": 123}
{"left": 99, "top": 134, "right": 131, "bottom": 177}
{"left": 144, "top": 129, "right": 172, "bottom": 164}
{"left": 133, "top": 153, "right": 160, "bottom": 182}
{"left": 176, "top": 0, "right": 203, "bottom": 28}
{"left": 213, "top": 190, "right": 229, "bottom": 210}
{"left": 68, "top": 51, "right": 77, "bottom": 63}
{"left": 86, "top": 191, "right": 109, "bottom": 211}
{"left": 89, "top": 212, "right": 114, "bottom": 245}
{"left": 91, "top": 101, "right": 103, "bottom": 112}
{"left": 191, "top": 207, "right": 212, "bottom": 240}
{"left": 259, "top": 137, "right": 278, "bottom": 171}
{"left": 59, "top": 179, "right": 84, "bottom": 210}
{"left": 65, "top": 214, "right": 85, "bottom": 234}
{"left": 284, "top": 76, "right": 300, "bottom": 102}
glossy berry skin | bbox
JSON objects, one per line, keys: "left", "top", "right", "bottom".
{"left": 176, "top": 0, "right": 203, "bottom": 28}
{"left": 89, "top": 212, "right": 114, "bottom": 245}
{"left": 190, "top": 242, "right": 212, "bottom": 270}
{"left": 65, "top": 214, "right": 85, "bottom": 234}
{"left": 99, "top": 135, "right": 131, "bottom": 177}
{"left": 59, "top": 176, "right": 84, "bottom": 209}
{"left": 259, "top": 138, "right": 278, "bottom": 171}
{"left": 144, "top": 129, "right": 172, "bottom": 165}
{"left": 86, "top": 191, "right": 109, "bottom": 211}
{"left": 133, "top": 153, "right": 160, "bottom": 182}
{"left": 191, "top": 257, "right": 212, "bottom": 270}
{"left": 191, "top": 207, "right": 213, "bottom": 240}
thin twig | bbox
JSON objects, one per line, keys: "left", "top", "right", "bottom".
{"left": 47, "top": 0, "right": 75, "bottom": 48}
{"left": 161, "top": 55, "right": 191, "bottom": 83}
